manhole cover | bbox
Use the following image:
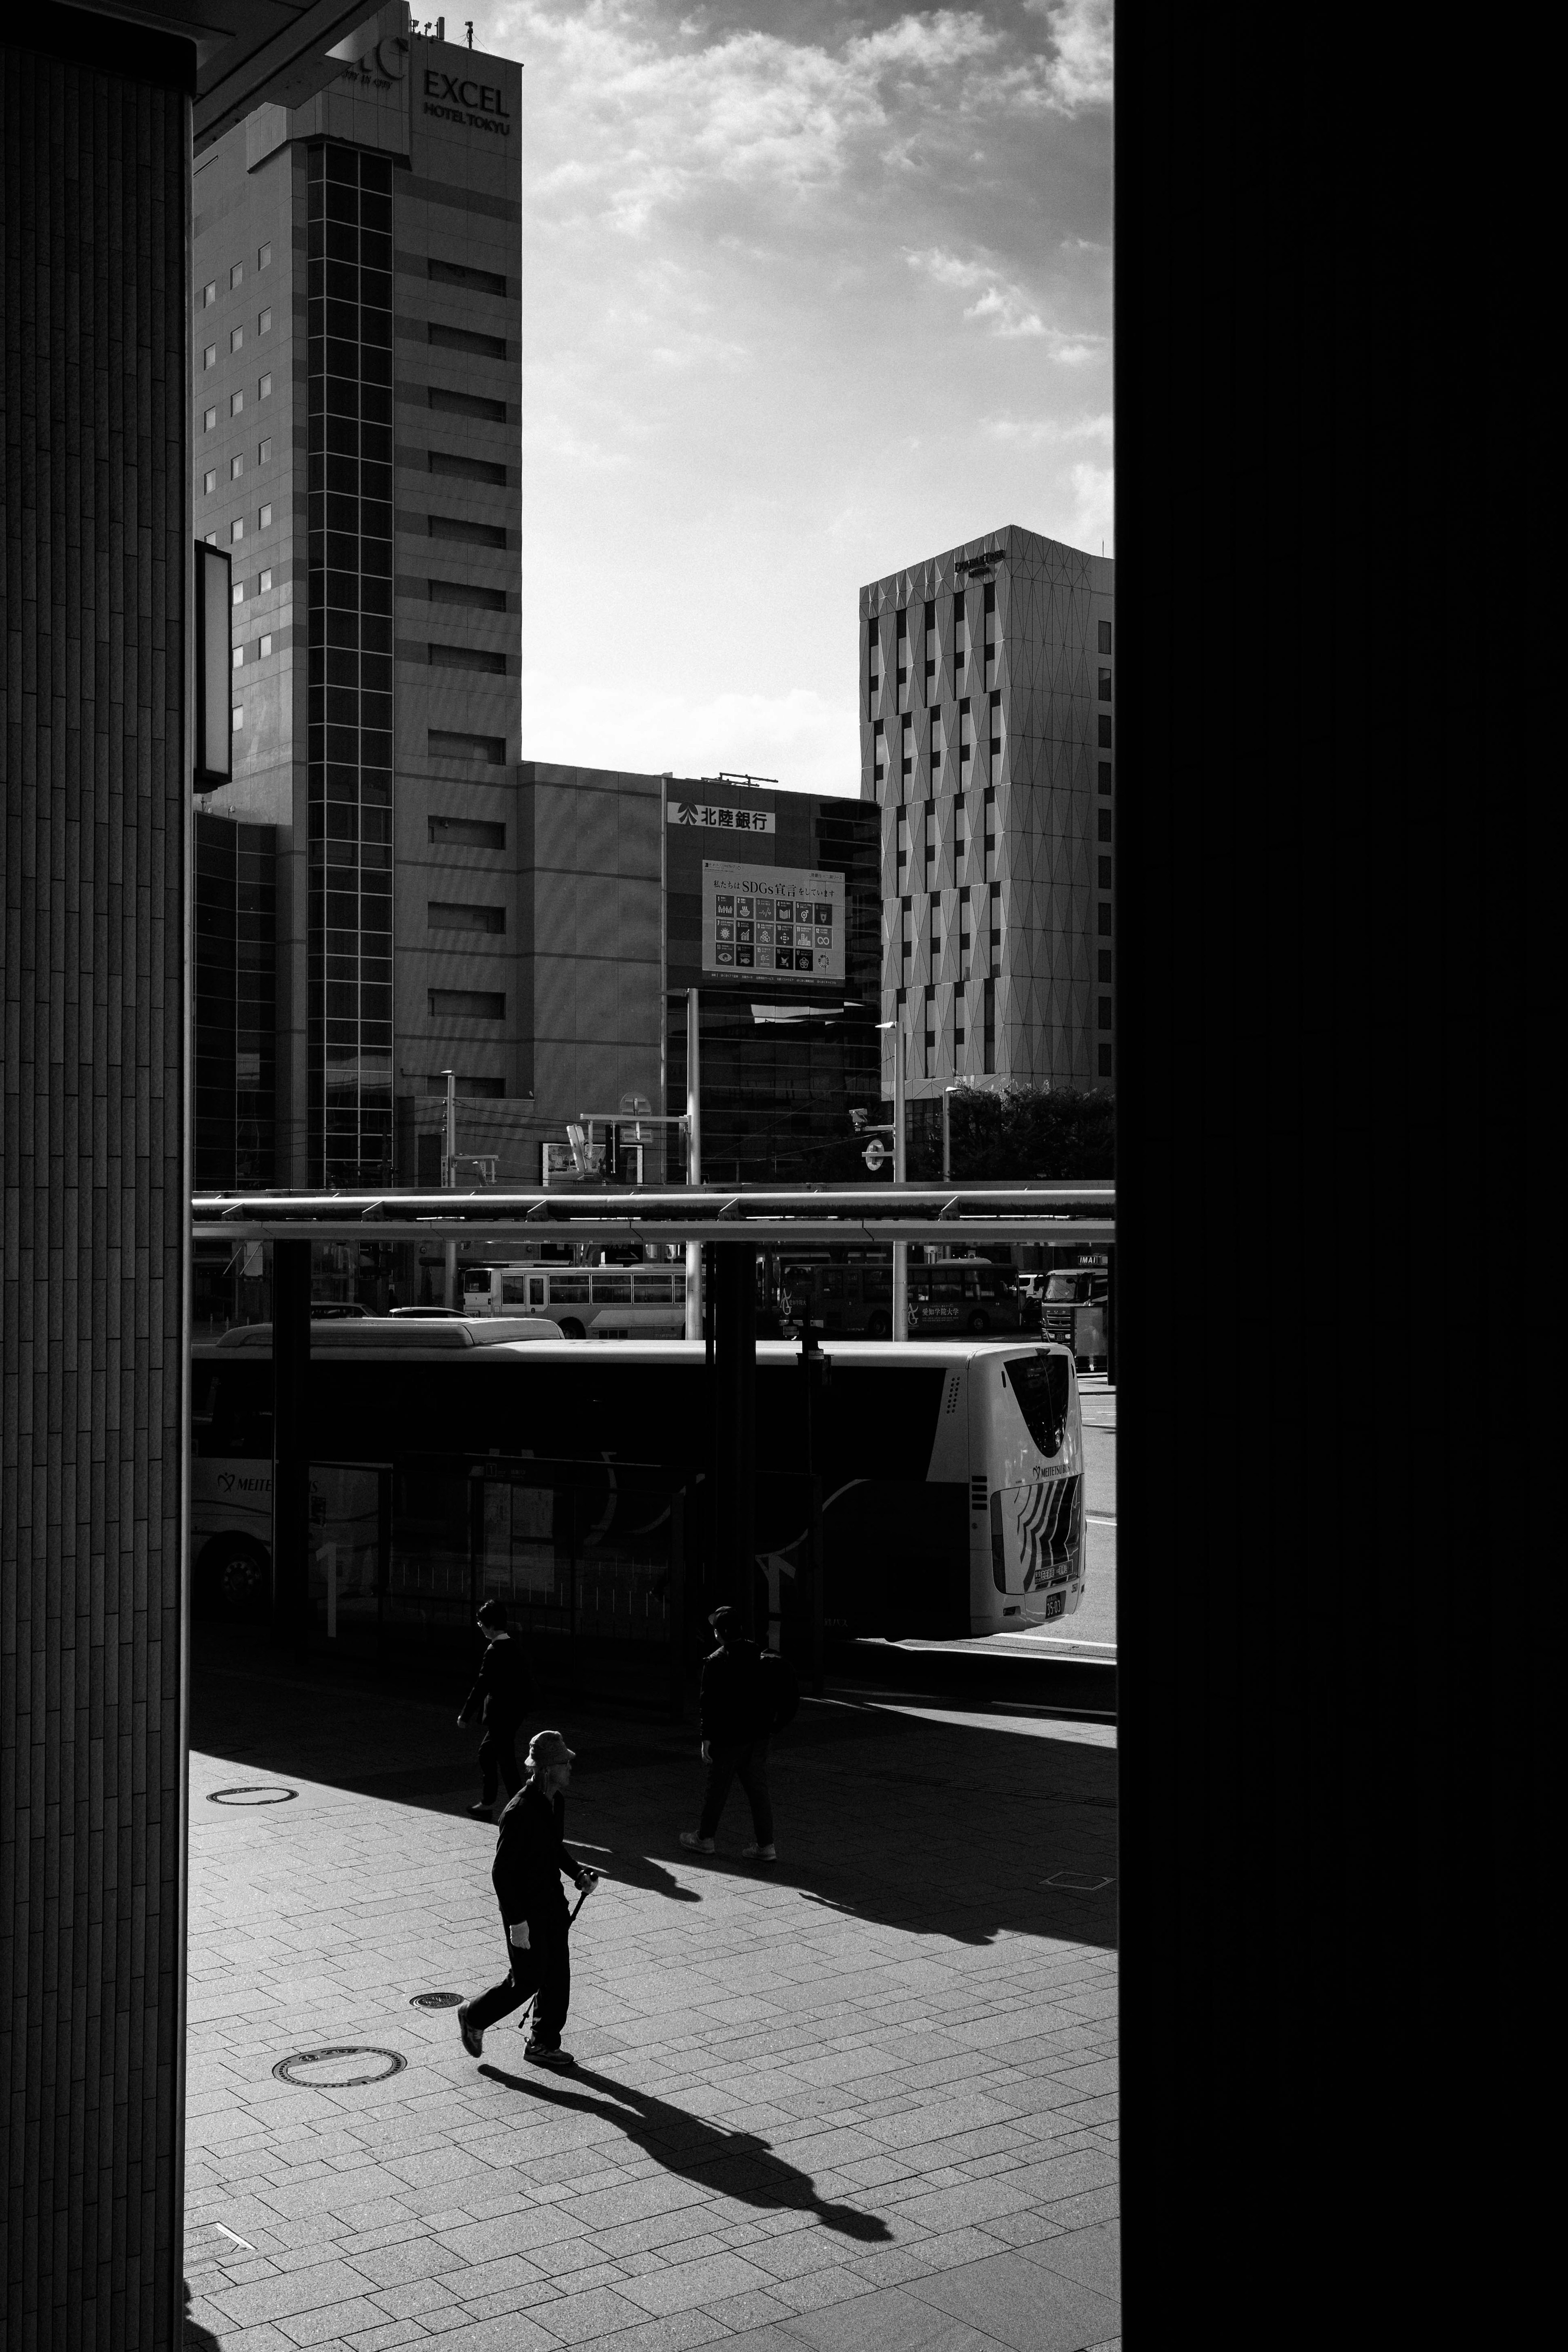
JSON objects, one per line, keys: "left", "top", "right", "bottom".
{"left": 1043, "top": 1870, "right": 1115, "bottom": 1891}
{"left": 273, "top": 2046, "right": 406, "bottom": 2088}
{"left": 410, "top": 1991, "right": 464, "bottom": 2010}
{"left": 208, "top": 1786, "right": 297, "bottom": 1806}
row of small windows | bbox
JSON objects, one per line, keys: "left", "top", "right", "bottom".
{"left": 203, "top": 379, "right": 272, "bottom": 430}
{"left": 232, "top": 635, "right": 273, "bottom": 667}
{"left": 202, "top": 506, "right": 272, "bottom": 546}
{"left": 200, "top": 247, "right": 272, "bottom": 307}
{"left": 202, "top": 313, "right": 272, "bottom": 366}
{"left": 233, "top": 568, "right": 274, "bottom": 605}
{"left": 203, "top": 441, "right": 272, "bottom": 492}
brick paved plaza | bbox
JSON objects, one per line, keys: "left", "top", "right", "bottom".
{"left": 183, "top": 1650, "right": 1119, "bottom": 2351}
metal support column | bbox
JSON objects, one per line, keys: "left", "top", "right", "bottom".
{"left": 684, "top": 989, "right": 702, "bottom": 1342}
{"left": 711, "top": 1243, "right": 757, "bottom": 1634}
{"left": 893, "top": 1021, "right": 908, "bottom": 1341}
{"left": 271, "top": 1239, "right": 312, "bottom": 1650}
{"left": 441, "top": 1068, "right": 457, "bottom": 1309}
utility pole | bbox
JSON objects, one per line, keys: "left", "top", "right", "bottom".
{"left": 440, "top": 1068, "right": 457, "bottom": 1310}
{"left": 942, "top": 1084, "right": 956, "bottom": 1183}
{"left": 684, "top": 989, "right": 702, "bottom": 1342}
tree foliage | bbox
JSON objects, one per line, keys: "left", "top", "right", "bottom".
{"left": 908, "top": 1084, "right": 1116, "bottom": 1182}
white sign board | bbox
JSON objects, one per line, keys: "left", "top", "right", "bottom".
{"left": 702, "top": 859, "right": 844, "bottom": 983}
{"left": 668, "top": 801, "right": 775, "bottom": 835}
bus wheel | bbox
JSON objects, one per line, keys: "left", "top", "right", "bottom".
{"left": 967, "top": 1310, "right": 991, "bottom": 1334}
{"left": 866, "top": 1310, "right": 891, "bottom": 1339}
{"left": 196, "top": 1537, "right": 270, "bottom": 1622}
{"left": 558, "top": 1317, "right": 586, "bottom": 1339}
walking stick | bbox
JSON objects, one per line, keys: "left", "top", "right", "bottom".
{"left": 513, "top": 1878, "right": 594, "bottom": 2032}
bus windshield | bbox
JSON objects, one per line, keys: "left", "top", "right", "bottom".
{"left": 1044, "top": 1274, "right": 1083, "bottom": 1302}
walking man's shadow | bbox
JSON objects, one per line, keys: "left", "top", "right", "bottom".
{"left": 480, "top": 2062, "right": 891, "bottom": 2242}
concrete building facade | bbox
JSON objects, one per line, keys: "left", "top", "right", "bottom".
{"left": 192, "top": 11, "right": 523, "bottom": 1185}
{"left": 860, "top": 525, "right": 1115, "bottom": 1102}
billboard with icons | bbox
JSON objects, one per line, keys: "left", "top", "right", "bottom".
{"left": 701, "top": 859, "right": 845, "bottom": 984}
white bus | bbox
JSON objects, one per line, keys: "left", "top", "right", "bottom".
{"left": 190, "top": 1327, "right": 1085, "bottom": 1643}
{"left": 459, "top": 1261, "right": 686, "bottom": 1339}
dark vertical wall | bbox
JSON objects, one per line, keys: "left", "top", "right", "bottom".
{"left": 1118, "top": 14, "right": 1535, "bottom": 2340}
{"left": 1, "top": 20, "right": 192, "bottom": 2349}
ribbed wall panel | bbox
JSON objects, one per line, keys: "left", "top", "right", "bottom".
{"left": 2, "top": 31, "right": 188, "bottom": 2352}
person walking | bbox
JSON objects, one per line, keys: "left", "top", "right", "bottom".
{"left": 457, "top": 1729, "right": 598, "bottom": 2071}
{"left": 679, "top": 1604, "right": 795, "bottom": 1864}
{"left": 457, "top": 1598, "right": 530, "bottom": 1819}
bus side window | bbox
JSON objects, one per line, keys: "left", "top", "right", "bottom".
{"left": 500, "top": 1277, "right": 529, "bottom": 1306}
{"left": 529, "top": 1278, "right": 546, "bottom": 1307}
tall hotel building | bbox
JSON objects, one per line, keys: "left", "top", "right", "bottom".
{"left": 192, "top": 11, "right": 522, "bottom": 1185}
{"left": 860, "top": 526, "right": 1115, "bottom": 1102}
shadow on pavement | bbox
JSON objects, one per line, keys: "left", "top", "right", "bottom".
{"left": 479, "top": 2062, "right": 892, "bottom": 2241}
{"left": 191, "top": 1630, "right": 1118, "bottom": 1952}
{"left": 183, "top": 2283, "right": 222, "bottom": 2348}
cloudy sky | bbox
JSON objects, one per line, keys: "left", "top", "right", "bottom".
{"left": 468, "top": 0, "right": 1113, "bottom": 796}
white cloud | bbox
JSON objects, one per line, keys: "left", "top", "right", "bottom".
{"left": 1025, "top": 0, "right": 1115, "bottom": 114}
{"left": 906, "top": 246, "right": 1105, "bottom": 354}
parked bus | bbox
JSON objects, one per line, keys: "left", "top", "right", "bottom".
{"left": 459, "top": 1261, "right": 686, "bottom": 1339}
{"left": 778, "top": 1256, "right": 1023, "bottom": 1340}
{"left": 189, "top": 1324, "right": 1085, "bottom": 1648}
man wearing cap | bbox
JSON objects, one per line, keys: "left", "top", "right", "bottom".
{"left": 457, "top": 1728, "right": 597, "bottom": 2070}
{"left": 679, "top": 1604, "right": 779, "bottom": 1863}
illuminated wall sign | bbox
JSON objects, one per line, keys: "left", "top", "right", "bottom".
{"left": 667, "top": 801, "right": 774, "bottom": 835}
{"left": 702, "top": 859, "right": 844, "bottom": 983}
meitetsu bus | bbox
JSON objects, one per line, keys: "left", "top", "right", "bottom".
{"left": 189, "top": 1324, "right": 1086, "bottom": 1650}
{"left": 458, "top": 1261, "right": 686, "bottom": 1338}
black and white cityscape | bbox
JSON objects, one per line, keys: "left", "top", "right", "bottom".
{"left": 2, "top": 6, "right": 1528, "bottom": 2351}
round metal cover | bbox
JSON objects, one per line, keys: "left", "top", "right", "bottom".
{"left": 207, "top": 1786, "right": 297, "bottom": 1805}
{"left": 410, "top": 1991, "right": 464, "bottom": 2010}
{"left": 273, "top": 2046, "right": 407, "bottom": 2088}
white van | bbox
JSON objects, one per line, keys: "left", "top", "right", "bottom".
{"left": 459, "top": 1261, "right": 686, "bottom": 1339}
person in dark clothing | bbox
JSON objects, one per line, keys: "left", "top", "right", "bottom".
{"left": 679, "top": 1604, "right": 778, "bottom": 1864}
{"left": 457, "top": 1598, "right": 531, "bottom": 1819}
{"left": 457, "top": 1728, "right": 597, "bottom": 2070}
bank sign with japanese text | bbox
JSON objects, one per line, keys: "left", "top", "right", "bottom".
{"left": 702, "top": 860, "right": 844, "bottom": 984}
{"left": 667, "top": 800, "right": 774, "bottom": 836}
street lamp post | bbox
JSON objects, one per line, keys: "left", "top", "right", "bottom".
{"left": 439, "top": 1067, "right": 457, "bottom": 1310}
{"left": 684, "top": 989, "right": 702, "bottom": 1341}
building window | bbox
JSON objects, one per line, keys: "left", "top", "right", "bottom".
{"left": 1099, "top": 996, "right": 1112, "bottom": 1029}
{"left": 259, "top": 568, "right": 272, "bottom": 592}
{"left": 203, "top": 468, "right": 216, "bottom": 495}
{"left": 231, "top": 579, "right": 244, "bottom": 606}
{"left": 1098, "top": 808, "right": 1112, "bottom": 842}
{"left": 230, "top": 326, "right": 243, "bottom": 353}
{"left": 1098, "top": 903, "right": 1112, "bottom": 936}
{"left": 983, "top": 978, "right": 995, "bottom": 1075}
{"left": 203, "top": 343, "right": 216, "bottom": 369}
{"left": 1098, "top": 715, "right": 1111, "bottom": 748}
{"left": 429, "top": 816, "right": 506, "bottom": 850}
{"left": 258, "top": 504, "right": 272, "bottom": 529}
{"left": 429, "top": 989, "right": 506, "bottom": 1021}
{"left": 258, "top": 241, "right": 272, "bottom": 270}
{"left": 230, "top": 390, "right": 243, "bottom": 416}
{"left": 1099, "top": 950, "right": 1113, "bottom": 982}
{"left": 201, "top": 281, "right": 216, "bottom": 307}
{"left": 204, "top": 531, "right": 217, "bottom": 546}
{"left": 1098, "top": 856, "right": 1112, "bottom": 889}
{"left": 258, "top": 438, "right": 271, "bottom": 463}
{"left": 1099, "top": 619, "right": 1112, "bottom": 653}
{"left": 230, "top": 519, "right": 243, "bottom": 542}
{"left": 230, "top": 262, "right": 243, "bottom": 290}
{"left": 232, "top": 705, "right": 243, "bottom": 731}
{"left": 258, "top": 307, "right": 272, "bottom": 334}
{"left": 428, "top": 902, "right": 506, "bottom": 934}
{"left": 232, "top": 645, "right": 243, "bottom": 670}
{"left": 1098, "top": 1044, "right": 1113, "bottom": 1077}
{"left": 984, "top": 583, "right": 996, "bottom": 615}
{"left": 1098, "top": 761, "right": 1112, "bottom": 794}
{"left": 229, "top": 454, "right": 243, "bottom": 480}
{"left": 1099, "top": 667, "right": 1112, "bottom": 701}
{"left": 203, "top": 405, "right": 216, "bottom": 432}
{"left": 259, "top": 634, "right": 272, "bottom": 659}
{"left": 259, "top": 373, "right": 272, "bottom": 398}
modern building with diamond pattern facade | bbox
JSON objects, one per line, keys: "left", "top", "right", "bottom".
{"left": 860, "top": 525, "right": 1115, "bottom": 1103}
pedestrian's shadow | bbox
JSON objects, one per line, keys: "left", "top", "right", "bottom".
{"left": 479, "top": 2062, "right": 890, "bottom": 2241}
{"left": 572, "top": 1846, "right": 700, "bottom": 1902}
{"left": 183, "top": 2282, "right": 223, "bottom": 2348}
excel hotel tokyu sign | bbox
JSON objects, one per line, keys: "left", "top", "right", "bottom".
{"left": 422, "top": 67, "right": 512, "bottom": 133}
{"left": 702, "top": 860, "right": 845, "bottom": 984}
